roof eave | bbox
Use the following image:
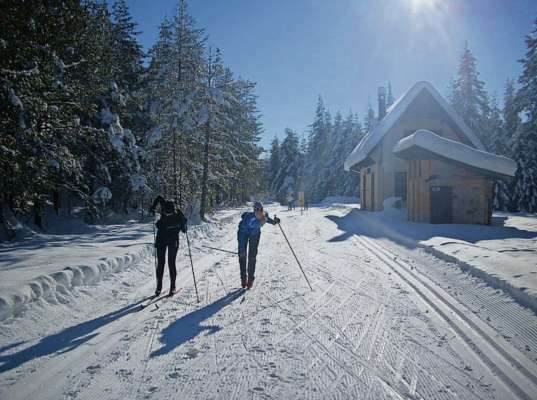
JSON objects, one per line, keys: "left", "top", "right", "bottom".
{"left": 394, "top": 146, "right": 515, "bottom": 180}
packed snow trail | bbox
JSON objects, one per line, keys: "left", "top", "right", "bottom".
{"left": 1, "top": 204, "right": 537, "bottom": 399}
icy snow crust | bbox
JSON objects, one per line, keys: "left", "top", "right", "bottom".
{"left": 1, "top": 204, "right": 537, "bottom": 399}
{"left": 394, "top": 129, "right": 517, "bottom": 177}
{"left": 344, "top": 81, "right": 486, "bottom": 171}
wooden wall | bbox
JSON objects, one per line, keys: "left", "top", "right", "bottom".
{"left": 407, "top": 158, "right": 494, "bottom": 225}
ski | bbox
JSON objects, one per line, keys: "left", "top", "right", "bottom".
{"left": 140, "top": 289, "right": 181, "bottom": 310}
{"left": 239, "top": 287, "right": 248, "bottom": 304}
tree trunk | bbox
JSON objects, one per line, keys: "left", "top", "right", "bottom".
{"left": 34, "top": 197, "right": 42, "bottom": 229}
{"left": 53, "top": 189, "right": 60, "bottom": 216}
{"left": 199, "top": 121, "right": 211, "bottom": 221}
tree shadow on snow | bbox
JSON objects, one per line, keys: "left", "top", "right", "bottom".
{"left": 325, "top": 208, "right": 537, "bottom": 248}
{"left": 0, "top": 298, "right": 148, "bottom": 373}
{"left": 150, "top": 289, "right": 244, "bottom": 358}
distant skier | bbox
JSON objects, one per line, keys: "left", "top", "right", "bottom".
{"left": 149, "top": 195, "right": 187, "bottom": 296}
{"left": 237, "top": 202, "right": 280, "bottom": 289}
{"left": 287, "top": 193, "right": 294, "bottom": 210}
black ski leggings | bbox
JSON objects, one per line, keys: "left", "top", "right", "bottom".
{"left": 238, "top": 232, "right": 261, "bottom": 281}
{"left": 156, "top": 243, "right": 178, "bottom": 290}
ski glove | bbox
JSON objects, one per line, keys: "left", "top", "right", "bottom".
{"left": 273, "top": 216, "right": 281, "bottom": 225}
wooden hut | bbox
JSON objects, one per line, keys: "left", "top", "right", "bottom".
{"left": 344, "top": 81, "right": 517, "bottom": 224}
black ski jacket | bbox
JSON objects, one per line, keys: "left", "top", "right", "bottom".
{"left": 155, "top": 211, "right": 187, "bottom": 247}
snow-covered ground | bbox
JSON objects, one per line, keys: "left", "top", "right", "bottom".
{"left": 1, "top": 203, "right": 537, "bottom": 399}
{"left": 350, "top": 200, "right": 537, "bottom": 312}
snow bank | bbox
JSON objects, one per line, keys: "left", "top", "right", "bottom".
{"left": 0, "top": 207, "right": 246, "bottom": 322}
{"left": 394, "top": 130, "right": 517, "bottom": 178}
{"left": 0, "top": 243, "right": 153, "bottom": 321}
{"left": 318, "top": 196, "right": 359, "bottom": 206}
{"left": 351, "top": 206, "right": 537, "bottom": 312}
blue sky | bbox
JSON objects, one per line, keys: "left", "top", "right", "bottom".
{"left": 125, "top": 0, "right": 536, "bottom": 148}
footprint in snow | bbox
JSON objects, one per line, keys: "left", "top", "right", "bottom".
{"left": 85, "top": 364, "right": 101, "bottom": 375}
{"left": 183, "top": 348, "right": 199, "bottom": 359}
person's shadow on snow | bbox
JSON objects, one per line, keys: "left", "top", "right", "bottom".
{"left": 0, "top": 298, "right": 147, "bottom": 373}
{"left": 150, "top": 289, "right": 244, "bottom": 358}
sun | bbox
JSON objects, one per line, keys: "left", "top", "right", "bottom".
{"left": 409, "top": 0, "right": 442, "bottom": 14}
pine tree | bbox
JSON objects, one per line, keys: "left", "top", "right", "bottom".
{"left": 513, "top": 17, "right": 537, "bottom": 212}
{"left": 503, "top": 78, "right": 520, "bottom": 140}
{"left": 305, "top": 96, "right": 333, "bottom": 202}
{"left": 486, "top": 94, "right": 511, "bottom": 210}
{"left": 364, "top": 101, "right": 375, "bottom": 133}
{"left": 449, "top": 43, "right": 491, "bottom": 149}
{"left": 273, "top": 129, "right": 301, "bottom": 202}
{"left": 268, "top": 137, "right": 281, "bottom": 193}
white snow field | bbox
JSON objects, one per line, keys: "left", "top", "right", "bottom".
{"left": 351, "top": 199, "right": 537, "bottom": 312}
{"left": 1, "top": 203, "right": 537, "bottom": 400}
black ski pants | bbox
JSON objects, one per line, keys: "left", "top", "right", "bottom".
{"left": 238, "top": 232, "right": 261, "bottom": 281}
{"left": 156, "top": 243, "right": 178, "bottom": 291}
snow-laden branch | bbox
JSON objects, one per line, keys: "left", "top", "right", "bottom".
{"left": 1, "top": 63, "right": 39, "bottom": 77}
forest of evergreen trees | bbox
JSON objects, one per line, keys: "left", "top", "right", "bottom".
{"left": 1, "top": 1, "right": 537, "bottom": 238}
{"left": 1, "top": 0, "right": 263, "bottom": 232}
{"left": 267, "top": 19, "right": 537, "bottom": 212}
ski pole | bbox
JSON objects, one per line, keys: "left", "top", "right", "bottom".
{"left": 152, "top": 215, "right": 157, "bottom": 271}
{"left": 202, "top": 245, "right": 238, "bottom": 255}
{"left": 185, "top": 230, "right": 200, "bottom": 303}
{"left": 277, "top": 223, "right": 313, "bottom": 291}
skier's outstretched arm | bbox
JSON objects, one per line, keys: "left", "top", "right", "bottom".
{"left": 265, "top": 213, "right": 280, "bottom": 225}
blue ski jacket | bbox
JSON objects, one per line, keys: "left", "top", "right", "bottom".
{"left": 238, "top": 212, "right": 276, "bottom": 237}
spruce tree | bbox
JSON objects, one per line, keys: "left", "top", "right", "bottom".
{"left": 513, "top": 17, "right": 537, "bottom": 212}
{"left": 450, "top": 43, "right": 491, "bottom": 149}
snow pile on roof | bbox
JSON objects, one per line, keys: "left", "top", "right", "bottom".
{"left": 344, "top": 81, "right": 485, "bottom": 171}
{"left": 393, "top": 130, "right": 517, "bottom": 178}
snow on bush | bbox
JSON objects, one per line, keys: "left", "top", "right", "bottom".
{"left": 147, "top": 127, "right": 162, "bottom": 146}
{"left": 131, "top": 175, "right": 152, "bottom": 194}
{"left": 48, "top": 159, "right": 60, "bottom": 170}
{"left": 92, "top": 187, "right": 112, "bottom": 204}
{"left": 8, "top": 88, "right": 23, "bottom": 108}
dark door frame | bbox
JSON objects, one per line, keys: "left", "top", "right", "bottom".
{"left": 430, "top": 186, "right": 452, "bottom": 224}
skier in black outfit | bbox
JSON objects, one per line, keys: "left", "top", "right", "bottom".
{"left": 237, "top": 202, "right": 280, "bottom": 289}
{"left": 150, "top": 195, "right": 187, "bottom": 296}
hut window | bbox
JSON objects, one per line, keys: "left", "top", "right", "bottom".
{"left": 395, "top": 172, "right": 407, "bottom": 202}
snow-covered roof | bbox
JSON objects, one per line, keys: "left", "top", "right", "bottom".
{"left": 344, "top": 81, "right": 486, "bottom": 171}
{"left": 393, "top": 130, "right": 517, "bottom": 178}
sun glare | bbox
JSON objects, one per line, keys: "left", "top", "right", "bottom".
{"left": 409, "top": 0, "right": 442, "bottom": 14}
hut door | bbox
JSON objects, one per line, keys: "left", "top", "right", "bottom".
{"left": 430, "top": 186, "right": 452, "bottom": 224}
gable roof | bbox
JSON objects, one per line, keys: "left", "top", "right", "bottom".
{"left": 344, "top": 81, "right": 486, "bottom": 171}
{"left": 393, "top": 130, "right": 517, "bottom": 179}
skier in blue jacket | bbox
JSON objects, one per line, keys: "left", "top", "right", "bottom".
{"left": 238, "top": 202, "right": 280, "bottom": 289}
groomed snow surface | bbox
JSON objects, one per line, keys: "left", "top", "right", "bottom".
{"left": 1, "top": 203, "right": 537, "bottom": 399}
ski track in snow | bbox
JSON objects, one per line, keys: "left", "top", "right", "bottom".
{"left": 1, "top": 204, "right": 537, "bottom": 399}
